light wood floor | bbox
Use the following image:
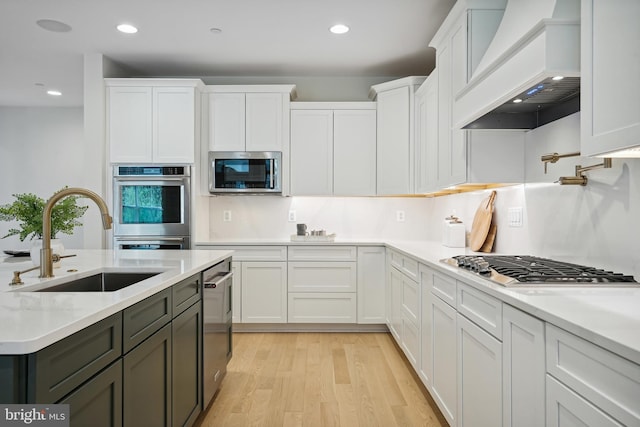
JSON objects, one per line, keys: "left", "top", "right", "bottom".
{"left": 196, "top": 332, "right": 446, "bottom": 427}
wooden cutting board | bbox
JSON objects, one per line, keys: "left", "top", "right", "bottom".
{"left": 469, "top": 190, "right": 497, "bottom": 252}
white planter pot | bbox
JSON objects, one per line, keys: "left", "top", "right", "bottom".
{"left": 30, "top": 239, "right": 65, "bottom": 268}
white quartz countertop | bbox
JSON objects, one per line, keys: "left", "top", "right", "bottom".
{"left": 0, "top": 249, "right": 233, "bottom": 355}
{"left": 199, "top": 238, "right": 640, "bottom": 365}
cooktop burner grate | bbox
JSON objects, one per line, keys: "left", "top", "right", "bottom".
{"left": 449, "top": 255, "right": 637, "bottom": 285}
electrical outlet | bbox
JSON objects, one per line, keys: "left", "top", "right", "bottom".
{"left": 508, "top": 207, "right": 523, "bottom": 227}
{"left": 396, "top": 210, "right": 405, "bottom": 222}
{"left": 288, "top": 210, "right": 296, "bottom": 222}
{"left": 223, "top": 210, "right": 232, "bottom": 222}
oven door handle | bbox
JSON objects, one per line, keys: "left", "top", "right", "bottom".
{"left": 114, "top": 236, "right": 187, "bottom": 242}
{"left": 114, "top": 176, "right": 188, "bottom": 182}
{"left": 204, "top": 272, "right": 233, "bottom": 289}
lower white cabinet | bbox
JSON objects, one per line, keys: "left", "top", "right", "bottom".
{"left": 357, "top": 246, "right": 386, "bottom": 324}
{"left": 388, "top": 267, "right": 404, "bottom": 342}
{"left": 241, "top": 262, "right": 287, "bottom": 323}
{"left": 288, "top": 293, "right": 356, "bottom": 323}
{"left": 231, "top": 262, "right": 241, "bottom": 323}
{"left": 502, "top": 304, "right": 545, "bottom": 427}
{"left": 457, "top": 313, "right": 502, "bottom": 427}
{"left": 431, "top": 294, "right": 458, "bottom": 427}
{"left": 546, "top": 375, "right": 623, "bottom": 427}
{"left": 419, "top": 265, "right": 434, "bottom": 389}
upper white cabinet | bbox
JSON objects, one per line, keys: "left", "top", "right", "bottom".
{"left": 206, "top": 87, "right": 296, "bottom": 152}
{"left": 106, "top": 79, "right": 203, "bottom": 164}
{"left": 370, "top": 77, "right": 425, "bottom": 195}
{"left": 581, "top": 0, "right": 640, "bottom": 157}
{"left": 415, "top": 75, "right": 439, "bottom": 193}
{"left": 290, "top": 102, "right": 376, "bottom": 196}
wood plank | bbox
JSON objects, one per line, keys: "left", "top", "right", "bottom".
{"left": 196, "top": 332, "right": 446, "bottom": 427}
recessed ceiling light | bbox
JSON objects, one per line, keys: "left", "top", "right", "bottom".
{"left": 552, "top": 76, "right": 564, "bottom": 81}
{"left": 47, "top": 90, "right": 62, "bottom": 96}
{"left": 513, "top": 98, "right": 523, "bottom": 103}
{"left": 210, "top": 27, "right": 222, "bottom": 34}
{"left": 116, "top": 24, "right": 138, "bottom": 34}
{"left": 329, "top": 24, "right": 350, "bottom": 34}
{"left": 36, "top": 19, "right": 72, "bottom": 33}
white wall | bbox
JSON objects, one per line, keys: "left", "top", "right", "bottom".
{"left": 0, "top": 107, "right": 86, "bottom": 251}
{"left": 203, "top": 196, "right": 432, "bottom": 241}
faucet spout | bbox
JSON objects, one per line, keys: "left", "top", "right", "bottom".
{"left": 40, "top": 187, "right": 112, "bottom": 278}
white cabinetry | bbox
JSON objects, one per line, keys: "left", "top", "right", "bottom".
{"left": 387, "top": 250, "right": 421, "bottom": 370}
{"left": 290, "top": 103, "right": 376, "bottom": 196}
{"left": 106, "top": 79, "right": 202, "bottom": 164}
{"left": 415, "top": 75, "right": 439, "bottom": 193}
{"left": 242, "top": 262, "right": 287, "bottom": 323}
{"left": 207, "top": 87, "right": 295, "bottom": 152}
{"left": 287, "top": 246, "right": 357, "bottom": 323}
{"left": 581, "top": 0, "right": 640, "bottom": 157}
{"left": 431, "top": 288, "right": 458, "bottom": 427}
{"left": 370, "top": 77, "right": 425, "bottom": 195}
{"left": 546, "top": 324, "right": 640, "bottom": 427}
{"left": 502, "top": 304, "right": 545, "bottom": 427}
{"left": 357, "top": 246, "right": 386, "bottom": 324}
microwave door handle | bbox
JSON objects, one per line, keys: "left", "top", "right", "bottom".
{"left": 269, "top": 159, "right": 275, "bottom": 189}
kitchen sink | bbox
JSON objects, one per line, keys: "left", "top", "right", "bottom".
{"left": 35, "top": 272, "right": 161, "bottom": 292}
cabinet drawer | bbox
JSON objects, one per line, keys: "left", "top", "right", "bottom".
{"left": 288, "top": 262, "right": 357, "bottom": 292}
{"left": 456, "top": 282, "right": 502, "bottom": 340}
{"left": 546, "top": 324, "right": 640, "bottom": 427}
{"left": 206, "top": 246, "right": 287, "bottom": 261}
{"left": 389, "top": 250, "right": 418, "bottom": 280}
{"left": 172, "top": 273, "right": 201, "bottom": 316}
{"left": 31, "top": 313, "right": 123, "bottom": 403}
{"left": 431, "top": 271, "right": 457, "bottom": 307}
{"left": 288, "top": 246, "right": 356, "bottom": 261}
{"left": 123, "top": 288, "right": 172, "bottom": 353}
{"left": 288, "top": 293, "right": 356, "bottom": 323}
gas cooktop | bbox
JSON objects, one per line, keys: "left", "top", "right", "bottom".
{"left": 441, "top": 255, "right": 639, "bottom": 287}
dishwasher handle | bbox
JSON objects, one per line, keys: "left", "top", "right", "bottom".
{"left": 203, "top": 272, "right": 233, "bottom": 289}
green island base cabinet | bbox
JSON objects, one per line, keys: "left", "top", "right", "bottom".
{"left": 388, "top": 248, "right": 640, "bottom": 427}
{"left": 0, "top": 272, "right": 203, "bottom": 427}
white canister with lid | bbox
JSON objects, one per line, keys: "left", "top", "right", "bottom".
{"left": 442, "top": 214, "right": 465, "bottom": 248}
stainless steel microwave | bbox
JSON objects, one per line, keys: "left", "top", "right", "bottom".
{"left": 209, "top": 151, "right": 282, "bottom": 194}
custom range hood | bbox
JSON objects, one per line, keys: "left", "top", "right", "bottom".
{"left": 454, "top": 0, "right": 581, "bottom": 130}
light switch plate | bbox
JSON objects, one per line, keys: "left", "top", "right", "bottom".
{"left": 508, "top": 207, "right": 523, "bottom": 227}
{"left": 223, "top": 210, "right": 232, "bottom": 222}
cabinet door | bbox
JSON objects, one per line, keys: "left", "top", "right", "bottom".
{"left": 333, "top": 109, "right": 377, "bottom": 196}
{"left": 231, "top": 261, "right": 242, "bottom": 323}
{"left": 502, "top": 305, "right": 545, "bottom": 427}
{"left": 419, "top": 265, "right": 433, "bottom": 389}
{"left": 209, "top": 93, "right": 246, "bottom": 151}
{"left": 388, "top": 268, "right": 404, "bottom": 342}
{"left": 376, "top": 87, "right": 411, "bottom": 195}
{"left": 288, "top": 292, "right": 356, "bottom": 323}
{"left": 172, "top": 301, "right": 202, "bottom": 427}
{"left": 431, "top": 295, "right": 457, "bottom": 427}
{"left": 546, "top": 375, "right": 624, "bottom": 427}
{"left": 357, "top": 246, "right": 386, "bottom": 324}
{"left": 287, "top": 261, "right": 357, "bottom": 293}
{"left": 581, "top": 0, "right": 640, "bottom": 156}
{"left": 123, "top": 323, "right": 172, "bottom": 427}
{"left": 153, "top": 87, "right": 195, "bottom": 163}
{"left": 416, "top": 75, "right": 439, "bottom": 194}
{"left": 290, "top": 109, "right": 333, "bottom": 195}
{"left": 108, "top": 86, "right": 153, "bottom": 163}
{"left": 61, "top": 360, "right": 123, "bottom": 427}
{"left": 241, "top": 262, "right": 287, "bottom": 323}
{"left": 245, "top": 93, "right": 284, "bottom": 151}
{"left": 457, "top": 313, "right": 502, "bottom": 427}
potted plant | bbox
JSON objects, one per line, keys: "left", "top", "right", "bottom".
{"left": 0, "top": 187, "right": 88, "bottom": 264}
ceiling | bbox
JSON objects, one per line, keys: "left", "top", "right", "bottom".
{"left": 0, "top": 0, "right": 456, "bottom": 107}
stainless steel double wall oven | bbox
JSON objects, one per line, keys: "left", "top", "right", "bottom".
{"left": 113, "top": 165, "right": 191, "bottom": 249}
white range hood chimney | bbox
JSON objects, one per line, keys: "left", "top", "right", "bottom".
{"left": 454, "top": 0, "right": 581, "bottom": 130}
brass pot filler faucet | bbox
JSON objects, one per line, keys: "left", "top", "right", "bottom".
{"left": 541, "top": 152, "right": 612, "bottom": 185}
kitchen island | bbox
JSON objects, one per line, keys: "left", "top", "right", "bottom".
{"left": 0, "top": 249, "right": 232, "bottom": 354}
{"left": 0, "top": 248, "right": 232, "bottom": 426}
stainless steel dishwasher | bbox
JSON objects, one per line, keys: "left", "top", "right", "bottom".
{"left": 202, "top": 257, "right": 233, "bottom": 407}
